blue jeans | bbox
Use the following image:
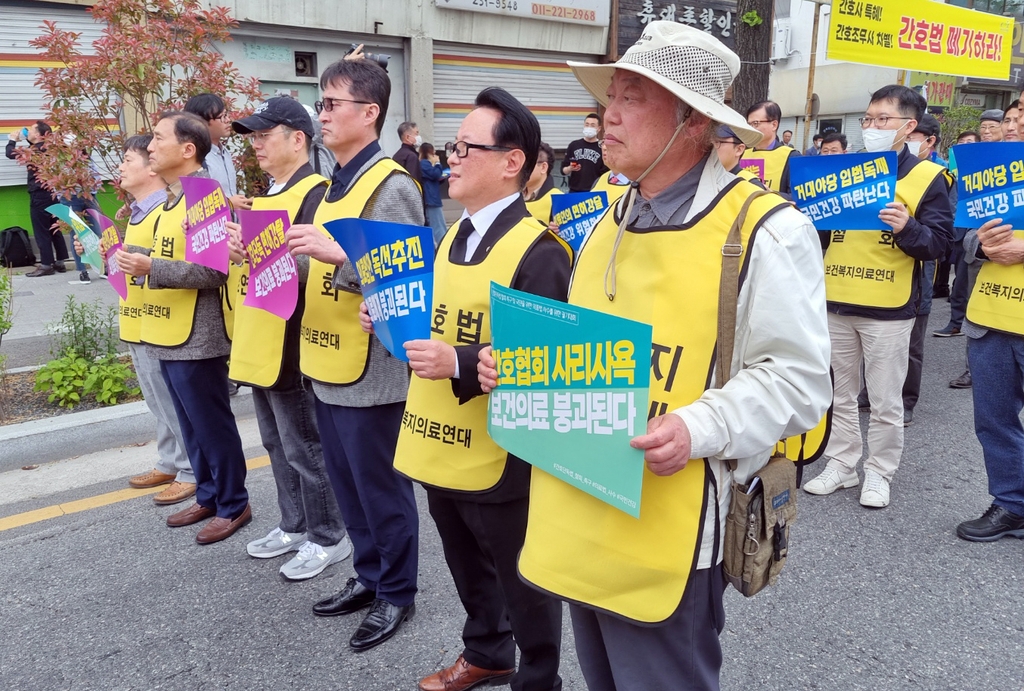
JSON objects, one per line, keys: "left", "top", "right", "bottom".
{"left": 425, "top": 205, "right": 448, "bottom": 246}
{"left": 968, "top": 331, "right": 1024, "bottom": 516}
{"left": 252, "top": 383, "right": 345, "bottom": 546}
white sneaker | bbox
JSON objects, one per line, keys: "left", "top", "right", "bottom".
{"left": 279, "top": 536, "right": 352, "bottom": 581}
{"left": 246, "top": 527, "right": 306, "bottom": 558}
{"left": 860, "top": 469, "right": 890, "bottom": 508}
{"left": 803, "top": 465, "right": 859, "bottom": 496}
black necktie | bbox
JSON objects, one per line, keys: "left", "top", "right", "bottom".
{"left": 450, "top": 217, "right": 476, "bottom": 263}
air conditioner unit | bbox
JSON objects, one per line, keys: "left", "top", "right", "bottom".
{"left": 771, "top": 20, "right": 792, "bottom": 61}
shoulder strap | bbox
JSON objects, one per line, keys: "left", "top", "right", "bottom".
{"left": 716, "top": 189, "right": 775, "bottom": 390}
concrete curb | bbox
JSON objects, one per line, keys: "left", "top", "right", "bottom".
{"left": 0, "top": 387, "right": 255, "bottom": 472}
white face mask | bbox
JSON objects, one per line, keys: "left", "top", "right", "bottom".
{"left": 862, "top": 122, "right": 908, "bottom": 153}
{"left": 583, "top": 126, "right": 599, "bottom": 139}
{"left": 906, "top": 140, "right": 923, "bottom": 157}
{"left": 414, "top": 134, "right": 422, "bottom": 147}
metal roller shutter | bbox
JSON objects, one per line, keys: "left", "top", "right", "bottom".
{"left": 433, "top": 44, "right": 600, "bottom": 152}
{"left": 0, "top": 2, "right": 104, "bottom": 187}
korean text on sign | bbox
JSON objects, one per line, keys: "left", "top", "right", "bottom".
{"left": 550, "top": 191, "right": 608, "bottom": 252}
{"left": 953, "top": 142, "right": 1024, "bottom": 228}
{"left": 238, "top": 208, "right": 300, "bottom": 321}
{"left": 487, "top": 282, "right": 652, "bottom": 518}
{"left": 826, "top": 0, "right": 1013, "bottom": 81}
{"left": 789, "top": 151, "right": 897, "bottom": 231}
{"left": 91, "top": 209, "right": 129, "bottom": 301}
{"left": 179, "top": 177, "right": 231, "bottom": 274}
{"left": 323, "top": 218, "right": 434, "bottom": 362}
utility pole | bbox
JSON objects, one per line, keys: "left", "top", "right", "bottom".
{"left": 802, "top": 1, "right": 827, "bottom": 153}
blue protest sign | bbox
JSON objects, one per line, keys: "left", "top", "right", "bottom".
{"left": 323, "top": 218, "right": 433, "bottom": 362}
{"left": 952, "top": 142, "right": 1024, "bottom": 227}
{"left": 551, "top": 191, "right": 609, "bottom": 253}
{"left": 488, "top": 282, "right": 652, "bottom": 517}
{"left": 789, "top": 152, "right": 898, "bottom": 230}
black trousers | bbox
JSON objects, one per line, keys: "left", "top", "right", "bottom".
{"left": 425, "top": 490, "right": 563, "bottom": 691}
{"left": 29, "top": 199, "right": 68, "bottom": 266}
{"left": 903, "top": 311, "right": 930, "bottom": 412}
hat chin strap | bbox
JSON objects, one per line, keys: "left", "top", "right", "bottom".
{"left": 604, "top": 119, "right": 688, "bottom": 301}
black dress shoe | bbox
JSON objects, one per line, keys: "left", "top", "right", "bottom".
{"left": 949, "top": 371, "right": 973, "bottom": 389}
{"left": 312, "top": 578, "right": 375, "bottom": 617}
{"left": 349, "top": 599, "right": 414, "bottom": 652}
{"left": 957, "top": 504, "right": 1024, "bottom": 542}
{"left": 52, "top": 262, "right": 67, "bottom": 273}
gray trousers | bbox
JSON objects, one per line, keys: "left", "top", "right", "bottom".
{"left": 128, "top": 342, "right": 192, "bottom": 483}
{"left": 252, "top": 384, "right": 345, "bottom": 546}
{"left": 570, "top": 564, "right": 726, "bottom": 691}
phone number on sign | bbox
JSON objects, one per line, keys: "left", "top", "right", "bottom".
{"left": 532, "top": 3, "right": 597, "bottom": 21}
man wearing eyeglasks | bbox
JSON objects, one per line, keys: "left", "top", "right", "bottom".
{"left": 284, "top": 58, "right": 423, "bottom": 652}
{"left": 740, "top": 100, "right": 799, "bottom": 195}
{"left": 389, "top": 87, "right": 571, "bottom": 691}
{"left": 805, "top": 85, "right": 953, "bottom": 509}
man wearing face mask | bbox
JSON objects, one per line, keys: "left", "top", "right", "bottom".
{"left": 979, "top": 110, "right": 1004, "bottom": 143}
{"left": 394, "top": 121, "right": 424, "bottom": 189}
{"left": 562, "top": 113, "right": 607, "bottom": 192}
{"left": 805, "top": 85, "right": 953, "bottom": 508}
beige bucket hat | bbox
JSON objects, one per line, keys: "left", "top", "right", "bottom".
{"left": 567, "top": 21, "right": 762, "bottom": 148}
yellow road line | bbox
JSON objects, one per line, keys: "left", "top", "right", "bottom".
{"left": 0, "top": 455, "right": 271, "bottom": 533}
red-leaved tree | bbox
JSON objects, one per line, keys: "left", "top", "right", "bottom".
{"left": 19, "top": 0, "right": 262, "bottom": 201}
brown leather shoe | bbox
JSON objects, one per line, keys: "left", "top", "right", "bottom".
{"left": 129, "top": 468, "right": 176, "bottom": 489}
{"left": 166, "top": 503, "right": 215, "bottom": 528}
{"left": 153, "top": 481, "right": 197, "bottom": 506}
{"left": 196, "top": 504, "right": 252, "bottom": 545}
{"left": 418, "top": 655, "right": 515, "bottom": 691}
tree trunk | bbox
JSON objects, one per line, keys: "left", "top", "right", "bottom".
{"left": 733, "top": 0, "right": 775, "bottom": 117}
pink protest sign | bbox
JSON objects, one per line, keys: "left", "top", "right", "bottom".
{"left": 180, "top": 177, "right": 230, "bottom": 274}
{"left": 88, "top": 209, "right": 128, "bottom": 301}
{"left": 740, "top": 158, "right": 765, "bottom": 181}
{"left": 238, "top": 209, "right": 298, "bottom": 321}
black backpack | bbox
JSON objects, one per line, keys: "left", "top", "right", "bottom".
{"left": 0, "top": 226, "right": 36, "bottom": 267}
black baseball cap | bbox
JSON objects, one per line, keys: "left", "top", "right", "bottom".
{"left": 232, "top": 97, "right": 315, "bottom": 139}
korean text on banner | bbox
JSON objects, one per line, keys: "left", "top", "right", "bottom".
{"left": 487, "top": 282, "right": 652, "bottom": 518}
{"left": 45, "top": 204, "right": 103, "bottom": 273}
{"left": 826, "top": 0, "right": 1013, "bottom": 81}
{"left": 740, "top": 158, "right": 765, "bottom": 182}
{"left": 179, "top": 177, "right": 230, "bottom": 274}
{"left": 238, "top": 209, "right": 298, "bottom": 320}
{"left": 550, "top": 191, "right": 608, "bottom": 253}
{"left": 323, "top": 218, "right": 433, "bottom": 362}
{"left": 89, "top": 209, "right": 128, "bottom": 300}
{"left": 789, "top": 152, "right": 897, "bottom": 230}
{"left": 952, "top": 142, "right": 1024, "bottom": 228}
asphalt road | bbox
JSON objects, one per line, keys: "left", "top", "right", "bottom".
{"left": 1, "top": 299, "right": 1022, "bottom": 691}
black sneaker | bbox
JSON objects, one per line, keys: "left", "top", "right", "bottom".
{"left": 956, "top": 504, "right": 1024, "bottom": 542}
{"left": 77, "top": 270, "right": 91, "bottom": 284}
{"left": 26, "top": 265, "right": 55, "bottom": 277}
{"left": 949, "top": 371, "right": 972, "bottom": 389}
{"left": 52, "top": 262, "right": 67, "bottom": 273}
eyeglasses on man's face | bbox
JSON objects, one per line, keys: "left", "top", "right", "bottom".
{"left": 746, "top": 119, "right": 776, "bottom": 129}
{"left": 315, "top": 97, "right": 372, "bottom": 114}
{"left": 858, "top": 116, "right": 910, "bottom": 128}
{"left": 444, "top": 140, "right": 514, "bottom": 159}
{"left": 245, "top": 127, "right": 289, "bottom": 143}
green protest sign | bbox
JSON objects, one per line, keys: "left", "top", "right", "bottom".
{"left": 487, "top": 282, "right": 652, "bottom": 518}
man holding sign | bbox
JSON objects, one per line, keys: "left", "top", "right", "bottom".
{"left": 388, "top": 87, "right": 571, "bottom": 691}
{"left": 115, "top": 112, "right": 250, "bottom": 544}
{"left": 284, "top": 58, "right": 422, "bottom": 652}
{"left": 224, "top": 98, "right": 350, "bottom": 581}
{"left": 480, "top": 22, "right": 831, "bottom": 689}
{"left": 806, "top": 86, "right": 953, "bottom": 508}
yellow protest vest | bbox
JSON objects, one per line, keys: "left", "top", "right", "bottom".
{"left": 299, "top": 158, "right": 409, "bottom": 385}
{"left": 591, "top": 172, "right": 630, "bottom": 207}
{"left": 221, "top": 262, "right": 245, "bottom": 341}
{"left": 525, "top": 186, "right": 563, "bottom": 224}
{"left": 229, "top": 173, "right": 328, "bottom": 388}
{"left": 394, "top": 217, "right": 570, "bottom": 491}
{"left": 966, "top": 231, "right": 1024, "bottom": 336}
{"left": 519, "top": 179, "right": 790, "bottom": 623}
{"left": 140, "top": 194, "right": 199, "bottom": 348}
{"left": 740, "top": 144, "right": 796, "bottom": 192}
{"left": 823, "top": 159, "right": 945, "bottom": 310}
{"left": 119, "top": 204, "right": 162, "bottom": 344}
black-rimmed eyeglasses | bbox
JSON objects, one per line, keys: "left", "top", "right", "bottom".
{"left": 444, "top": 141, "right": 514, "bottom": 158}
{"left": 315, "top": 97, "right": 372, "bottom": 114}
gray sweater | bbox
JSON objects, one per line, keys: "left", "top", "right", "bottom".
{"left": 311, "top": 150, "right": 424, "bottom": 408}
{"left": 144, "top": 172, "right": 231, "bottom": 362}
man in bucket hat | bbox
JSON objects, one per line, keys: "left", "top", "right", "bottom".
{"left": 478, "top": 21, "right": 831, "bottom": 690}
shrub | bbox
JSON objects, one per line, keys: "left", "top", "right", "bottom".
{"left": 35, "top": 349, "right": 140, "bottom": 409}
